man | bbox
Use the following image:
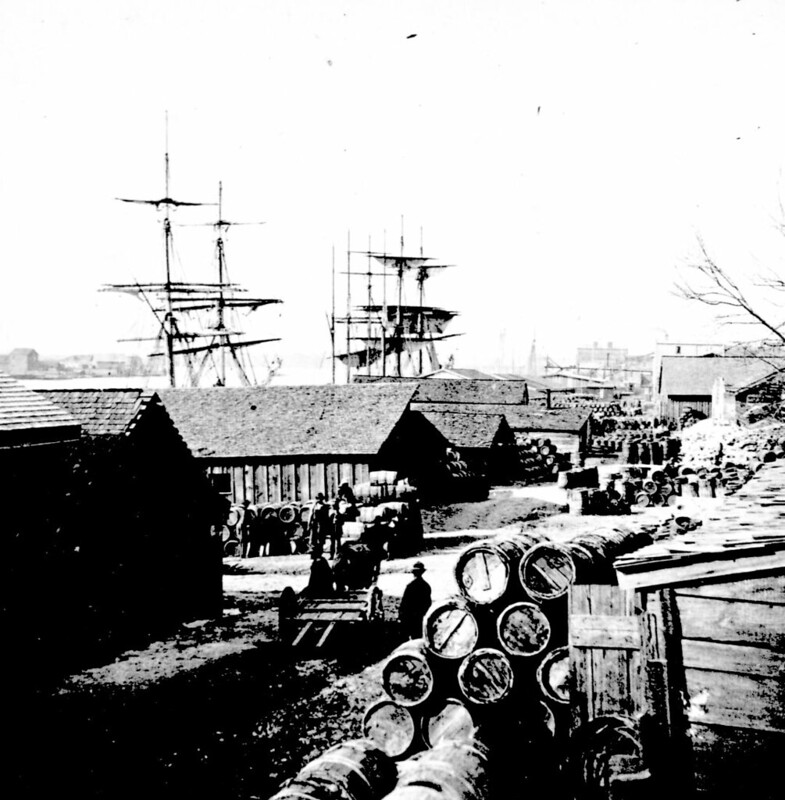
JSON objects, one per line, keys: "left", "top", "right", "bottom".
{"left": 308, "top": 493, "right": 330, "bottom": 552}
{"left": 329, "top": 497, "right": 344, "bottom": 559}
{"left": 302, "top": 544, "right": 334, "bottom": 597}
{"left": 398, "top": 561, "right": 432, "bottom": 640}
{"left": 239, "top": 500, "right": 256, "bottom": 558}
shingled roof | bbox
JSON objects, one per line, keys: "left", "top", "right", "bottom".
{"left": 0, "top": 372, "right": 81, "bottom": 447}
{"left": 418, "top": 411, "right": 511, "bottom": 448}
{"left": 659, "top": 355, "right": 785, "bottom": 396}
{"left": 39, "top": 389, "right": 158, "bottom": 437}
{"left": 411, "top": 401, "right": 590, "bottom": 432}
{"left": 159, "top": 383, "right": 419, "bottom": 458}
{"left": 413, "top": 379, "right": 528, "bottom": 405}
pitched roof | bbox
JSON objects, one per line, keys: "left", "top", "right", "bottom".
{"left": 159, "top": 383, "right": 419, "bottom": 458}
{"left": 413, "top": 379, "right": 528, "bottom": 405}
{"left": 418, "top": 411, "right": 510, "bottom": 448}
{"left": 0, "top": 372, "right": 81, "bottom": 447}
{"left": 424, "top": 367, "right": 497, "bottom": 380}
{"left": 659, "top": 355, "right": 785, "bottom": 396}
{"left": 39, "top": 389, "right": 158, "bottom": 436}
{"left": 411, "top": 402, "right": 590, "bottom": 432}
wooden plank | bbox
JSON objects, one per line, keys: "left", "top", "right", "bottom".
{"left": 682, "top": 640, "right": 785, "bottom": 677}
{"left": 316, "top": 622, "right": 336, "bottom": 648}
{"left": 309, "top": 463, "right": 324, "bottom": 498}
{"left": 297, "top": 611, "right": 365, "bottom": 622}
{"left": 298, "top": 463, "right": 310, "bottom": 502}
{"left": 617, "top": 552, "right": 785, "bottom": 591}
{"left": 269, "top": 463, "right": 282, "bottom": 503}
{"left": 232, "top": 466, "right": 244, "bottom": 503}
{"left": 282, "top": 463, "right": 296, "bottom": 502}
{"left": 686, "top": 668, "right": 785, "bottom": 732}
{"left": 325, "top": 462, "right": 339, "bottom": 500}
{"left": 244, "top": 464, "right": 254, "bottom": 503}
{"left": 256, "top": 464, "right": 269, "bottom": 504}
{"left": 292, "top": 622, "right": 313, "bottom": 646}
{"left": 299, "top": 601, "right": 367, "bottom": 612}
{"left": 677, "top": 596, "right": 785, "bottom": 648}
{"left": 676, "top": 574, "right": 785, "bottom": 605}
{"left": 571, "top": 615, "right": 642, "bottom": 649}
{"left": 339, "top": 463, "right": 353, "bottom": 486}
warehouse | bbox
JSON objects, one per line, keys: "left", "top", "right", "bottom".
{"left": 657, "top": 354, "right": 785, "bottom": 422}
{"left": 160, "top": 383, "right": 450, "bottom": 505}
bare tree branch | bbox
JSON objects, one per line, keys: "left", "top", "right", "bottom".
{"left": 674, "top": 236, "right": 785, "bottom": 346}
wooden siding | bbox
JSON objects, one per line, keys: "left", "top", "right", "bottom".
{"left": 208, "top": 458, "right": 372, "bottom": 504}
{"left": 660, "top": 396, "right": 712, "bottom": 422}
{"left": 674, "top": 574, "right": 785, "bottom": 797}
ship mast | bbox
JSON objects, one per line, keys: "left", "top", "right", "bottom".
{"left": 106, "top": 125, "right": 282, "bottom": 387}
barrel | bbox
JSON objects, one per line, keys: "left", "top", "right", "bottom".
{"left": 282, "top": 739, "right": 398, "bottom": 800}
{"left": 496, "top": 602, "right": 551, "bottom": 657}
{"left": 421, "top": 698, "right": 476, "bottom": 748}
{"left": 394, "top": 740, "right": 490, "bottom": 800}
{"left": 518, "top": 542, "right": 575, "bottom": 601}
{"left": 457, "top": 648, "right": 514, "bottom": 705}
{"left": 359, "top": 506, "right": 381, "bottom": 524}
{"left": 536, "top": 646, "right": 570, "bottom": 705}
{"left": 279, "top": 503, "right": 299, "bottom": 524}
{"left": 454, "top": 540, "right": 525, "bottom": 605}
{"left": 382, "top": 639, "right": 434, "bottom": 707}
{"left": 260, "top": 502, "right": 281, "bottom": 520}
{"left": 299, "top": 504, "right": 313, "bottom": 526}
{"left": 362, "top": 699, "right": 418, "bottom": 759}
{"left": 423, "top": 597, "right": 480, "bottom": 659}
{"left": 226, "top": 505, "right": 243, "bottom": 529}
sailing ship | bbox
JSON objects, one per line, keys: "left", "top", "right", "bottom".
{"left": 331, "top": 228, "right": 461, "bottom": 380}
{"left": 103, "top": 148, "right": 282, "bottom": 388}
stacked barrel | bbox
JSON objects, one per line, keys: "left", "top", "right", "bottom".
{"left": 515, "top": 436, "right": 573, "bottom": 484}
{"left": 361, "top": 531, "right": 622, "bottom": 768}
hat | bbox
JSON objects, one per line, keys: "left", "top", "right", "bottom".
{"left": 316, "top": 492, "right": 325, "bottom": 500}
{"left": 411, "top": 561, "right": 425, "bottom": 574}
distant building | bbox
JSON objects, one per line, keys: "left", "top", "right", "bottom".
{"left": 657, "top": 354, "right": 785, "bottom": 422}
{"left": 7, "top": 348, "right": 39, "bottom": 376}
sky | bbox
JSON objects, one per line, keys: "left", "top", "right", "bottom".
{"left": 4, "top": 0, "right": 785, "bottom": 382}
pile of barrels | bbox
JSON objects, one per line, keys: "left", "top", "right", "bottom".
{"left": 354, "top": 473, "right": 418, "bottom": 504}
{"left": 267, "top": 526, "right": 654, "bottom": 800}
{"left": 515, "top": 436, "right": 573, "bottom": 484}
{"left": 269, "top": 737, "right": 494, "bottom": 800}
{"left": 362, "top": 529, "right": 648, "bottom": 775}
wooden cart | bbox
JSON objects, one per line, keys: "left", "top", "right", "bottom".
{"left": 278, "top": 584, "right": 385, "bottom": 649}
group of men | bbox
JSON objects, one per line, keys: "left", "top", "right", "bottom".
{"left": 306, "top": 483, "right": 356, "bottom": 559}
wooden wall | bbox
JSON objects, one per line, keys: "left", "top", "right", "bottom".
{"left": 673, "top": 574, "right": 785, "bottom": 797}
{"left": 207, "top": 459, "right": 371, "bottom": 505}
{"left": 660, "top": 396, "right": 712, "bottom": 423}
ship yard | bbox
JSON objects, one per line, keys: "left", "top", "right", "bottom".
{"left": 3, "top": 3, "right": 785, "bottom": 800}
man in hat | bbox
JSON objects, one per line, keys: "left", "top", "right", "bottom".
{"left": 398, "top": 561, "right": 431, "bottom": 640}
{"left": 303, "top": 543, "right": 334, "bottom": 597}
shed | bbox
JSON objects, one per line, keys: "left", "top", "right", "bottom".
{"left": 412, "top": 401, "right": 590, "bottom": 462}
{"left": 657, "top": 355, "right": 785, "bottom": 422}
{"left": 29, "top": 389, "right": 223, "bottom": 668}
{"left": 416, "top": 410, "right": 517, "bottom": 481}
{"left": 160, "top": 384, "right": 449, "bottom": 504}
